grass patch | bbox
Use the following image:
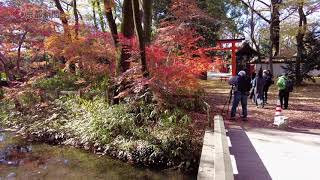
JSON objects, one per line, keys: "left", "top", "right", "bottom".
{"left": 33, "top": 71, "right": 81, "bottom": 91}
{"left": 0, "top": 95, "right": 200, "bottom": 172}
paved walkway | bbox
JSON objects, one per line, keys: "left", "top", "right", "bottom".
{"left": 227, "top": 126, "right": 320, "bottom": 180}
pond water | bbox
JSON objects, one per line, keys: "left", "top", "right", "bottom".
{"left": 0, "top": 131, "right": 195, "bottom": 180}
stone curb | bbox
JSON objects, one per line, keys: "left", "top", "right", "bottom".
{"left": 197, "top": 115, "right": 234, "bottom": 180}
{"left": 197, "top": 128, "right": 215, "bottom": 180}
{"left": 213, "top": 115, "right": 234, "bottom": 180}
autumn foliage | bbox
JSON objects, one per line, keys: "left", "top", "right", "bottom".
{"left": 145, "top": 0, "right": 216, "bottom": 95}
{"left": 110, "top": 28, "right": 213, "bottom": 100}
{"left": 147, "top": 29, "right": 212, "bottom": 94}
{"left": 45, "top": 31, "right": 117, "bottom": 78}
{"left": 1, "top": 0, "right": 217, "bottom": 100}
{"left": 0, "top": 2, "right": 54, "bottom": 77}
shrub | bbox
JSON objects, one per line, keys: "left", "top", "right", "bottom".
{"left": 0, "top": 88, "right": 4, "bottom": 99}
{"left": 2, "top": 94, "right": 198, "bottom": 171}
{"left": 62, "top": 97, "right": 139, "bottom": 144}
{"left": 17, "top": 90, "right": 41, "bottom": 107}
{"left": 0, "top": 102, "right": 8, "bottom": 125}
{"left": 33, "top": 71, "right": 80, "bottom": 91}
{"left": 80, "top": 75, "right": 111, "bottom": 100}
{"left": 0, "top": 100, "right": 16, "bottom": 126}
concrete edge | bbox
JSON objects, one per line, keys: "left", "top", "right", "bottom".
{"left": 197, "top": 128, "right": 215, "bottom": 180}
{"left": 213, "top": 115, "right": 234, "bottom": 180}
{"left": 197, "top": 115, "right": 234, "bottom": 180}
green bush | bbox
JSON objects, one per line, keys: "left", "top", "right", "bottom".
{"left": 33, "top": 72, "right": 79, "bottom": 91}
{"left": 62, "top": 97, "right": 140, "bottom": 144}
{"left": 80, "top": 75, "right": 111, "bottom": 100}
{"left": 160, "top": 108, "right": 192, "bottom": 127}
{"left": 2, "top": 94, "right": 198, "bottom": 170}
{"left": 60, "top": 96, "right": 193, "bottom": 146}
{"left": 0, "top": 72, "right": 8, "bottom": 81}
{"left": 0, "top": 102, "right": 8, "bottom": 125}
{"left": 17, "top": 90, "right": 41, "bottom": 107}
{"left": 0, "top": 100, "right": 16, "bottom": 126}
{"left": 0, "top": 88, "right": 4, "bottom": 99}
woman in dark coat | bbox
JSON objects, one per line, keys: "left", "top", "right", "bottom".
{"left": 254, "top": 69, "right": 266, "bottom": 108}
{"left": 263, "top": 70, "right": 273, "bottom": 104}
{"left": 249, "top": 71, "right": 256, "bottom": 100}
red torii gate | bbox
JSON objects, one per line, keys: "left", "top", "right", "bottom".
{"left": 211, "top": 38, "right": 245, "bottom": 76}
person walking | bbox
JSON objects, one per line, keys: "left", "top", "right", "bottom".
{"left": 229, "top": 70, "right": 252, "bottom": 120}
{"left": 263, "top": 70, "right": 273, "bottom": 104}
{"left": 249, "top": 71, "right": 256, "bottom": 101}
{"left": 253, "top": 69, "right": 266, "bottom": 108}
{"left": 277, "top": 73, "right": 292, "bottom": 109}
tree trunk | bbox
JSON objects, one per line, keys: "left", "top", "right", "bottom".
{"left": 119, "top": 0, "right": 135, "bottom": 74}
{"left": 92, "top": 1, "right": 99, "bottom": 30}
{"left": 249, "top": 0, "right": 261, "bottom": 63}
{"left": 143, "top": 0, "right": 153, "bottom": 44}
{"left": 96, "top": 0, "right": 106, "bottom": 32}
{"left": 241, "top": 0, "right": 283, "bottom": 75}
{"left": 269, "top": 0, "right": 281, "bottom": 75}
{"left": 111, "top": 0, "right": 135, "bottom": 105}
{"left": 73, "top": 0, "right": 79, "bottom": 38}
{"left": 54, "top": 0, "right": 71, "bottom": 39}
{"left": 296, "top": 1, "right": 307, "bottom": 85}
{"left": 104, "top": 0, "right": 119, "bottom": 46}
{"left": 132, "top": 0, "right": 148, "bottom": 77}
{"left": 17, "top": 32, "right": 28, "bottom": 74}
{"left": 73, "top": 0, "right": 79, "bottom": 39}
{"left": 268, "top": 25, "right": 274, "bottom": 74}
{"left": 272, "top": 6, "right": 280, "bottom": 57}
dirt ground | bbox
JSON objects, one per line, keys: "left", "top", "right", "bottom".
{"left": 202, "top": 79, "right": 320, "bottom": 131}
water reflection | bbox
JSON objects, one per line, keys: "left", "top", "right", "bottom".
{"left": 0, "top": 133, "right": 5, "bottom": 142}
{"left": 0, "top": 131, "right": 195, "bottom": 180}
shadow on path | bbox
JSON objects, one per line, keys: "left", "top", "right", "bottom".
{"left": 228, "top": 127, "right": 272, "bottom": 180}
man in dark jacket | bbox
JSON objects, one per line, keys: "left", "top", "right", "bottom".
{"left": 263, "top": 70, "right": 273, "bottom": 104}
{"left": 229, "top": 70, "right": 252, "bottom": 120}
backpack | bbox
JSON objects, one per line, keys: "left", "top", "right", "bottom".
{"left": 238, "top": 75, "right": 252, "bottom": 93}
{"left": 285, "top": 79, "right": 294, "bottom": 92}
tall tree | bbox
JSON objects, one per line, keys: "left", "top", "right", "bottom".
{"left": 73, "top": 0, "right": 79, "bottom": 38}
{"left": 295, "top": 0, "right": 307, "bottom": 85}
{"left": 53, "top": 0, "right": 71, "bottom": 39}
{"left": 119, "top": 0, "right": 135, "bottom": 74}
{"left": 143, "top": 0, "right": 153, "bottom": 44}
{"left": 248, "top": 0, "right": 261, "bottom": 62}
{"left": 92, "top": 0, "right": 99, "bottom": 30}
{"left": 104, "top": 0, "right": 119, "bottom": 46}
{"left": 292, "top": 0, "right": 320, "bottom": 84}
{"left": 269, "top": 0, "right": 282, "bottom": 74}
{"left": 204, "top": 0, "right": 247, "bottom": 38}
{"left": 241, "top": 0, "right": 284, "bottom": 74}
{"left": 17, "top": 31, "right": 28, "bottom": 73}
{"left": 96, "top": 0, "right": 106, "bottom": 32}
{"left": 132, "top": 0, "right": 148, "bottom": 77}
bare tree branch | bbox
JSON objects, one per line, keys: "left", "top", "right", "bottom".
{"left": 257, "top": 0, "right": 270, "bottom": 8}
{"left": 241, "top": 0, "right": 270, "bottom": 23}
{"left": 306, "top": 2, "right": 320, "bottom": 16}
{"left": 61, "top": 0, "right": 83, "bottom": 21}
{"left": 280, "top": 7, "right": 297, "bottom": 21}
